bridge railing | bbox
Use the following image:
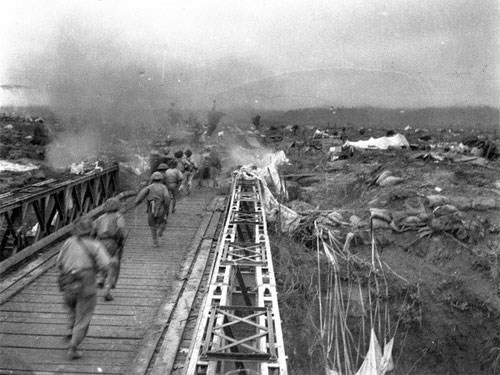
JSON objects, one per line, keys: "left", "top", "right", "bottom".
{"left": 0, "top": 165, "right": 119, "bottom": 265}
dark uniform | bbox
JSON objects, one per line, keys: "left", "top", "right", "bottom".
{"left": 135, "top": 172, "right": 171, "bottom": 247}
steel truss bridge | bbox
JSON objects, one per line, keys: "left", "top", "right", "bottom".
{"left": 0, "top": 165, "right": 119, "bottom": 267}
{"left": 187, "top": 174, "right": 288, "bottom": 375}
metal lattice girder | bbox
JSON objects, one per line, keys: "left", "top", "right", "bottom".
{"left": 221, "top": 242, "right": 267, "bottom": 266}
{"left": 0, "top": 166, "right": 119, "bottom": 260}
{"left": 201, "top": 305, "right": 277, "bottom": 362}
{"left": 229, "top": 211, "right": 264, "bottom": 225}
{"left": 186, "top": 173, "right": 287, "bottom": 375}
{"left": 233, "top": 191, "right": 260, "bottom": 201}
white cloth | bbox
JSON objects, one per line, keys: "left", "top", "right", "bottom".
{"left": 345, "top": 134, "right": 409, "bottom": 150}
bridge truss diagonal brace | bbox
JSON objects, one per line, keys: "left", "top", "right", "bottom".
{"left": 185, "top": 175, "right": 288, "bottom": 375}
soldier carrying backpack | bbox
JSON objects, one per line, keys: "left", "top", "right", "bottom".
{"left": 135, "top": 172, "right": 171, "bottom": 247}
{"left": 92, "top": 197, "right": 126, "bottom": 301}
{"left": 57, "top": 216, "right": 110, "bottom": 360}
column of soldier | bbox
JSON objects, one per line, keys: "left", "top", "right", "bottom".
{"left": 55, "top": 148, "right": 199, "bottom": 360}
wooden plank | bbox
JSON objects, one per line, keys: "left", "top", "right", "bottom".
{"left": 165, "top": 210, "right": 223, "bottom": 374}
{"left": 19, "top": 288, "right": 165, "bottom": 298}
{"left": 1, "top": 297, "right": 160, "bottom": 308}
{"left": 30, "top": 280, "right": 171, "bottom": 288}
{"left": 8, "top": 293, "right": 163, "bottom": 304}
{"left": 0, "top": 333, "right": 138, "bottom": 351}
{"left": 0, "top": 323, "right": 143, "bottom": 338}
{"left": 149, "top": 237, "right": 215, "bottom": 375}
{"left": 0, "top": 347, "right": 131, "bottom": 362}
{"left": 0, "top": 313, "right": 142, "bottom": 326}
{"left": 0, "top": 310, "right": 141, "bottom": 320}
{"left": 0, "top": 362, "right": 123, "bottom": 374}
{"left": 0, "top": 303, "right": 155, "bottom": 316}
{"left": 43, "top": 267, "right": 172, "bottom": 275}
{"left": 0, "top": 188, "right": 218, "bottom": 375}
{"left": 32, "top": 278, "right": 172, "bottom": 287}
{"left": 0, "top": 190, "right": 135, "bottom": 275}
{"left": 0, "top": 246, "right": 58, "bottom": 294}
{"left": 124, "top": 202, "right": 216, "bottom": 375}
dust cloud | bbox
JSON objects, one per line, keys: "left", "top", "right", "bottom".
{"left": 13, "top": 10, "right": 270, "bottom": 166}
{"left": 45, "top": 128, "right": 101, "bottom": 168}
{"left": 224, "top": 135, "right": 278, "bottom": 171}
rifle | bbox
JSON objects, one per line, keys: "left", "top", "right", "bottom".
{"left": 119, "top": 229, "right": 131, "bottom": 254}
{"left": 116, "top": 229, "right": 131, "bottom": 283}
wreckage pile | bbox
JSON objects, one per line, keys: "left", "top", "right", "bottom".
{"left": 243, "top": 124, "right": 500, "bottom": 375}
{"left": 0, "top": 114, "right": 50, "bottom": 160}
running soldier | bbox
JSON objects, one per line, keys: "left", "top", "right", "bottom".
{"left": 152, "top": 163, "right": 168, "bottom": 185}
{"left": 92, "top": 197, "right": 126, "bottom": 302}
{"left": 182, "top": 149, "right": 198, "bottom": 194}
{"left": 165, "top": 159, "right": 184, "bottom": 213}
{"left": 199, "top": 146, "right": 221, "bottom": 188}
{"left": 134, "top": 171, "right": 171, "bottom": 247}
{"left": 174, "top": 150, "right": 185, "bottom": 173}
{"left": 56, "top": 216, "right": 110, "bottom": 360}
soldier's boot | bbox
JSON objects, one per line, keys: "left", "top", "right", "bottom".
{"left": 104, "top": 290, "right": 114, "bottom": 301}
{"left": 104, "top": 282, "right": 114, "bottom": 301}
{"left": 96, "top": 271, "right": 105, "bottom": 288}
{"left": 151, "top": 228, "right": 159, "bottom": 247}
{"left": 67, "top": 345, "right": 82, "bottom": 360}
{"left": 158, "top": 223, "right": 166, "bottom": 237}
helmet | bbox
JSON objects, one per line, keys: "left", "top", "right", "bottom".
{"left": 174, "top": 150, "right": 184, "bottom": 159}
{"left": 72, "top": 216, "right": 93, "bottom": 236}
{"left": 104, "top": 197, "right": 121, "bottom": 212}
{"left": 185, "top": 149, "right": 192, "bottom": 157}
{"left": 151, "top": 171, "right": 164, "bottom": 181}
{"left": 157, "top": 163, "right": 168, "bottom": 171}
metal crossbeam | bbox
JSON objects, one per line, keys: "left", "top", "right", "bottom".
{"left": 202, "top": 306, "right": 274, "bottom": 361}
{"left": 185, "top": 173, "right": 287, "bottom": 375}
{"left": 0, "top": 166, "right": 119, "bottom": 261}
{"left": 221, "top": 242, "right": 267, "bottom": 266}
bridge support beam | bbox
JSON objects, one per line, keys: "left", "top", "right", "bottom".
{"left": 186, "top": 174, "right": 288, "bottom": 375}
{"left": 0, "top": 165, "right": 119, "bottom": 264}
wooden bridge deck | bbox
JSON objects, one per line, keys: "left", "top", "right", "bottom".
{"left": 0, "top": 188, "right": 222, "bottom": 375}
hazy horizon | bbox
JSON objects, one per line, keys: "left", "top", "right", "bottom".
{"left": 1, "top": 0, "right": 498, "bottom": 116}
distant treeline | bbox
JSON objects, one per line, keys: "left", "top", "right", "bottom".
{"left": 3, "top": 105, "right": 498, "bottom": 134}
{"left": 259, "top": 106, "right": 500, "bottom": 131}
{"left": 0, "top": 106, "right": 58, "bottom": 123}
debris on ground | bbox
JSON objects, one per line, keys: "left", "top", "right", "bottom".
{"left": 253, "top": 121, "right": 500, "bottom": 375}
{"left": 344, "top": 133, "right": 410, "bottom": 150}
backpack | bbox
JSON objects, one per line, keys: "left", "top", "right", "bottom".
{"left": 183, "top": 158, "right": 194, "bottom": 172}
{"left": 57, "top": 238, "right": 95, "bottom": 296}
{"left": 98, "top": 213, "right": 118, "bottom": 238}
{"left": 149, "top": 198, "right": 164, "bottom": 218}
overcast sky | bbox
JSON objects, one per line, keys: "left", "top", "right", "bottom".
{"left": 1, "top": 0, "right": 498, "bottom": 110}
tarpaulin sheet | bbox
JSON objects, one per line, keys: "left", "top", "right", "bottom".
{"left": 355, "top": 329, "right": 394, "bottom": 375}
{"left": 345, "top": 134, "right": 409, "bottom": 150}
{"left": 0, "top": 160, "right": 38, "bottom": 172}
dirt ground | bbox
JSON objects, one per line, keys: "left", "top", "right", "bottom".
{"left": 270, "top": 125, "right": 500, "bottom": 375}
{"left": 2, "top": 110, "right": 500, "bottom": 374}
